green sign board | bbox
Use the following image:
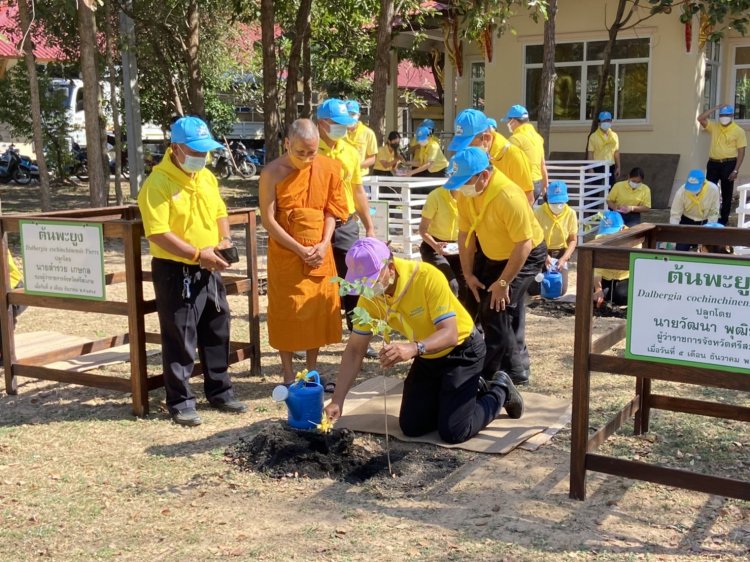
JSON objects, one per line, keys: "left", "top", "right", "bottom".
{"left": 626, "top": 252, "right": 750, "bottom": 374}
{"left": 20, "top": 219, "right": 106, "bottom": 301}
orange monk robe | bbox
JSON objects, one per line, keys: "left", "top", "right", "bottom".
{"left": 267, "top": 156, "right": 350, "bottom": 351}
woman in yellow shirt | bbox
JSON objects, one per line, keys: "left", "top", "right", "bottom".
{"left": 593, "top": 211, "right": 629, "bottom": 307}
{"left": 607, "top": 167, "right": 652, "bottom": 227}
{"left": 418, "top": 187, "right": 465, "bottom": 300}
{"left": 409, "top": 126, "right": 449, "bottom": 177}
{"left": 372, "top": 131, "right": 405, "bottom": 176}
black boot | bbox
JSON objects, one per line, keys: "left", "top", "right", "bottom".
{"left": 490, "top": 371, "right": 524, "bottom": 419}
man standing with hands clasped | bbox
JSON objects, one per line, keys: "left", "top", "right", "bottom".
{"left": 138, "top": 116, "right": 247, "bottom": 426}
{"left": 698, "top": 104, "right": 747, "bottom": 225}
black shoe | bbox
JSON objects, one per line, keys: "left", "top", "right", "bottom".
{"left": 172, "top": 408, "right": 202, "bottom": 427}
{"left": 491, "top": 371, "right": 524, "bottom": 419}
{"left": 510, "top": 369, "right": 530, "bottom": 387}
{"left": 365, "top": 346, "right": 378, "bottom": 359}
{"left": 210, "top": 399, "right": 248, "bottom": 414}
{"left": 477, "top": 376, "right": 490, "bottom": 397}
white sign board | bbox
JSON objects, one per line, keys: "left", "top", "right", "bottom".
{"left": 369, "top": 200, "right": 390, "bottom": 241}
{"left": 626, "top": 252, "right": 750, "bottom": 374}
{"left": 20, "top": 220, "right": 106, "bottom": 301}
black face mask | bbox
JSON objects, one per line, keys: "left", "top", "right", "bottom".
{"left": 389, "top": 143, "right": 399, "bottom": 148}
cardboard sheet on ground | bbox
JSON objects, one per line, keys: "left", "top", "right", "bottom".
{"left": 14, "top": 331, "right": 155, "bottom": 372}
{"left": 336, "top": 376, "right": 571, "bottom": 454}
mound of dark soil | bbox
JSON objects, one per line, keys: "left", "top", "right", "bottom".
{"left": 527, "top": 298, "right": 627, "bottom": 319}
{"left": 225, "top": 422, "right": 467, "bottom": 491}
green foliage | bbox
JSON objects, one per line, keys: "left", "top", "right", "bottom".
{"left": 455, "top": 0, "right": 548, "bottom": 41}
{"left": 331, "top": 276, "right": 395, "bottom": 342}
{"left": 0, "top": 66, "right": 74, "bottom": 181}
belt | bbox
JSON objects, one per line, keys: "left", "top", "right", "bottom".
{"left": 709, "top": 157, "right": 737, "bottom": 163}
{"left": 335, "top": 214, "right": 355, "bottom": 228}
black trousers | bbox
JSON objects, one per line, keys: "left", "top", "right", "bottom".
{"left": 399, "top": 330, "right": 506, "bottom": 444}
{"left": 601, "top": 278, "right": 629, "bottom": 306}
{"left": 706, "top": 158, "right": 737, "bottom": 225}
{"left": 676, "top": 215, "right": 708, "bottom": 251}
{"left": 152, "top": 258, "right": 235, "bottom": 414}
{"left": 332, "top": 216, "right": 360, "bottom": 331}
{"left": 419, "top": 240, "right": 466, "bottom": 302}
{"left": 466, "top": 242, "right": 547, "bottom": 379}
{"left": 371, "top": 169, "right": 392, "bottom": 176}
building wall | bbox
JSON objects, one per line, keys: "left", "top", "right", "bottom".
{"left": 455, "top": 0, "right": 750, "bottom": 203}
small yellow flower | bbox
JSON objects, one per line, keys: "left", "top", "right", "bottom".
{"left": 294, "top": 369, "right": 309, "bottom": 383}
{"left": 316, "top": 412, "right": 335, "bottom": 434}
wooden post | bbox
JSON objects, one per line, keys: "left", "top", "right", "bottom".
{"left": 246, "top": 211, "right": 261, "bottom": 376}
{"left": 124, "top": 221, "right": 149, "bottom": 416}
{"left": 0, "top": 224, "right": 17, "bottom": 395}
{"left": 570, "top": 246, "right": 594, "bottom": 500}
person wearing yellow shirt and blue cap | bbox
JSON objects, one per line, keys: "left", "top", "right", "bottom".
{"left": 587, "top": 111, "right": 621, "bottom": 188}
{"left": 502, "top": 104, "right": 549, "bottom": 202}
{"left": 324, "top": 237, "right": 524, "bottom": 445}
{"left": 448, "top": 147, "right": 546, "bottom": 387}
{"left": 138, "top": 116, "right": 247, "bottom": 426}
{"left": 669, "top": 168, "right": 721, "bottom": 251}
{"left": 409, "top": 126, "right": 449, "bottom": 177}
{"left": 698, "top": 104, "right": 747, "bottom": 225}
{"left": 344, "top": 100, "right": 378, "bottom": 174}
{"left": 593, "top": 211, "right": 630, "bottom": 307}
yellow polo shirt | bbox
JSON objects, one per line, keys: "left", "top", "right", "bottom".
{"left": 457, "top": 170, "right": 544, "bottom": 261}
{"left": 414, "top": 138, "right": 449, "bottom": 173}
{"left": 509, "top": 123, "right": 545, "bottom": 182}
{"left": 346, "top": 122, "right": 378, "bottom": 171}
{"left": 669, "top": 182, "right": 720, "bottom": 224}
{"left": 705, "top": 121, "right": 748, "bottom": 160}
{"left": 8, "top": 250, "right": 21, "bottom": 288}
{"left": 352, "top": 258, "right": 474, "bottom": 358}
{"left": 534, "top": 204, "right": 578, "bottom": 250}
{"left": 319, "top": 138, "right": 363, "bottom": 215}
{"left": 138, "top": 148, "right": 228, "bottom": 264}
{"left": 422, "top": 188, "right": 458, "bottom": 241}
{"left": 489, "top": 131, "right": 533, "bottom": 194}
{"left": 373, "top": 144, "right": 397, "bottom": 172}
{"left": 595, "top": 227, "right": 634, "bottom": 281}
{"left": 608, "top": 180, "right": 652, "bottom": 209}
{"left": 587, "top": 128, "right": 620, "bottom": 163}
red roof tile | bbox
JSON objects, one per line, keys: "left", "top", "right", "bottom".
{"left": 0, "top": 2, "right": 66, "bottom": 62}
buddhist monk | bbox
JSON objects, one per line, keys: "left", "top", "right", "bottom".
{"left": 259, "top": 119, "right": 350, "bottom": 383}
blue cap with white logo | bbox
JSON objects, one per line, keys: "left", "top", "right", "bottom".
{"left": 443, "top": 147, "right": 491, "bottom": 191}
{"left": 598, "top": 111, "right": 613, "bottom": 121}
{"left": 598, "top": 211, "right": 625, "bottom": 236}
{"left": 719, "top": 105, "right": 735, "bottom": 116}
{"left": 317, "top": 99, "right": 357, "bottom": 126}
{"left": 420, "top": 118, "right": 435, "bottom": 130}
{"left": 448, "top": 109, "right": 491, "bottom": 152}
{"left": 547, "top": 180, "right": 569, "bottom": 204}
{"left": 487, "top": 118, "right": 498, "bottom": 129}
{"left": 171, "top": 116, "right": 223, "bottom": 152}
{"left": 685, "top": 169, "right": 706, "bottom": 192}
{"left": 415, "top": 126, "right": 430, "bottom": 142}
{"left": 501, "top": 104, "right": 529, "bottom": 122}
{"left": 345, "top": 100, "right": 361, "bottom": 115}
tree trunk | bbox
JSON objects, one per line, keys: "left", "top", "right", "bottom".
{"left": 537, "top": 0, "right": 557, "bottom": 157}
{"left": 431, "top": 50, "right": 445, "bottom": 105}
{"left": 301, "top": 24, "right": 312, "bottom": 118}
{"left": 185, "top": 0, "right": 205, "bottom": 118}
{"left": 261, "top": 0, "right": 280, "bottom": 160}
{"left": 17, "top": 0, "right": 51, "bottom": 211}
{"left": 105, "top": 0, "right": 123, "bottom": 205}
{"left": 77, "top": 0, "right": 108, "bottom": 207}
{"left": 369, "top": 0, "right": 394, "bottom": 145}
{"left": 284, "top": 0, "right": 313, "bottom": 130}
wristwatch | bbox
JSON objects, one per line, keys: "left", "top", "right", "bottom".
{"left": 416, "top": 341, "right": 426, "bottom": 356}
{"left": 498, "top": 279, "right": 508, "bottom": 288}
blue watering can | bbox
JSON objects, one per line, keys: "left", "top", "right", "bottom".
{"left": 272, "top": 370, "right": 323, "bottom": 430}
{"left": 541, "top": 268, "right": 563, "bottom": 299}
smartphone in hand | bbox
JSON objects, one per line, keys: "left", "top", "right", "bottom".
{"left": 215, "top": 246, "right": 239, "bottom": 264}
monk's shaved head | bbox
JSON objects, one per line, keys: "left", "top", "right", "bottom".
{"left": 287, "top": 119, "right": 319, "bottom": 142}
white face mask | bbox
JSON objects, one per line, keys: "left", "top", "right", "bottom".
{"left": 327, "top": 123, "right": 348, "bottom": 140}
{"left": 506, "top": 123, "right": 514, "bottom": 134}
{"left": 719, "top": 116, "right": 732, "bottom": 126}
{"left": 418, "top": 139, "right": 428, "bottom": 146}
{"left": 459, "top": 183, "right": 479, "bottom": 197}
{"left": 600, "top": 122, "right": 612, "bottom": 131}
{"left": 177, "top": 146, "right": 206, "bottom": 173}
{"left": 371, "top": 270, "right": 394, "bottom": 296}
{"left": 629, "top": 180, "right": 641, "bottom": 189}
{"left": 548, "top": 203, "right": 565, "bottom": 214}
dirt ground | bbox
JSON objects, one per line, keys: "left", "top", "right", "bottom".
{"left": 0, "top": 181, "right": 748, "bottom": 561}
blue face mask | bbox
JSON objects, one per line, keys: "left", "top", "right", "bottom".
{"left": 600, "top": 122, "right": 612, "bottom": 131}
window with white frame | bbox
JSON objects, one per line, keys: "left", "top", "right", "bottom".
{"left": 733, "top": 45, "right": 750, "bottom": 120}
{"left": 470, "top": 61, "right": 485, "bottom": 111}
{"left": 703, "top": 41, "right": 721, "bottom": 111}
{"left": 524, "top": 38, "right": 650, "bottom": 122}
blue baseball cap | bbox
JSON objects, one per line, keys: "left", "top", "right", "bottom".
{"left": 420, "top": 118, "right": 435, "bottom": 130}
{"left": 500, "top": 104, "right": 529, "bottom": 122}
{"left": 171, "top": 116, "right": 223, "bottom": 152}
{"left": 598, "top": 111, "right": 613, "bottom": 121}
{"left": 317, "top": 99, "right": 357, "bottom": 126}
{"left": 547, "top": 180, "right": 569, "bottom": 204}
{"left": 705, "top": 222, "right": 724, "bottom": 228}
{"left": 719, "top": 105, "right": 735, "bottom": 116}
{"left": 443, "top": 147, "right": 490, "bottom": 190}
{"left": 487, "top": 118, "right": 498, "bottom": 129}
{"left": 598, "top": 211, "right": 625, "bottom": 236}
{"left": 415, "top": 126, "right": 430, "bottom": 142}
{"left": 345, "top": 100, "right": 361, "bottom": 115}
{"left": 448, "top": 109, "right": 490, "bottom": 151}
{"left": 685, "top": 169, "right": 706, "bottom": 192}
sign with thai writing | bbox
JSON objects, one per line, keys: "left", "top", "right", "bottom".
{"left": 368, "top": 200, "right": 390, "bottom": 241}
{"left": 20, "top": 220, "right": 106, "bottom": 301}
{"left": 626, "top": 252, "right": 750, "bottom": 374}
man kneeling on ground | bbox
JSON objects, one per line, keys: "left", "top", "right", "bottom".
{"left": 324, "top": 238, "right": 524, "bottom": 444}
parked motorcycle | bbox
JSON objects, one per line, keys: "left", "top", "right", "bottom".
{"left": 70, "top": 142, "right": 89, "bottom": 181}
{"left": 212, "top": 148, "right": 234, "bottom": 179}
{"left": 0, "top": 145, "right": 37, "bottom": 185}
